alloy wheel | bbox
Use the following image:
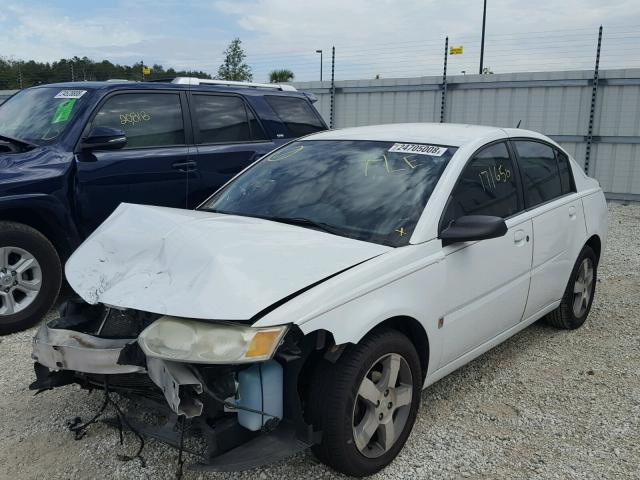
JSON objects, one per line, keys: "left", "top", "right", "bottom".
{"left": 0, "top": 246, "right": 42, "bottom": 316}
{"left": 352, "top": 352, "right": 413, "bottom": 458}
{"left": 572, "top": 257, "right": 594, "bottom": 318}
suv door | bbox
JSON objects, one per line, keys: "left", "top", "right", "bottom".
{"left": 187, "top": 93, "right": 276, "bottom": 206}
{"left": 75, "top": 91, "right": 192, "bottom": 236}
{"left": 511, "top": 140, "right": 587, "bottom": 319}
{"left": 439, "top": 141, "right": 533, "bottom": 367}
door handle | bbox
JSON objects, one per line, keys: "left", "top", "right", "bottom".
{"left": 172, "top": 161, "right": 197, "bottom": 172}
{"left": 568, "top": 205, "right": 577, "bottom": 218}
{"left": 514, "top": 229, "right": 528, "bottom": 245}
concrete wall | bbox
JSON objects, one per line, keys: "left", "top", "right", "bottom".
{"left": 294, "top": 69, "right": 640, "bottom": 198}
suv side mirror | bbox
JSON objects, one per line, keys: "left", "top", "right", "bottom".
{"left": 439, "top": 215, "right": 508, "bottom": 246}
{"left": 80, "top": 127, "right": 127, "bottom": 151}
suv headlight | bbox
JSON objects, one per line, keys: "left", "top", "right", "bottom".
{"left": 138, "top": 316, "right": 289, "bottom": 364}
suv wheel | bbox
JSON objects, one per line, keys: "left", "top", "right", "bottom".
{"left": 0, "top": 222, "right": 61, "bottom": 334}
{"left": 309, "top": 329, "right": 422, "bottom": 477}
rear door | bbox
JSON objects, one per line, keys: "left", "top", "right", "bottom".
{"left": 511, "top": 140, "right": 586, "bottom": 319}
{"left": 439, "top": 141, "right": 533, "bottom": 367}
{"left": 187, "top": 93, "right": 276, "bottom": 207}
{"left": 75, "top": 90, "right": 192, "bottom": 236}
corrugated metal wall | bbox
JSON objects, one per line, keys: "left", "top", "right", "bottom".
{"left": 294, "top": 69, "right": 640, "bottom": 198}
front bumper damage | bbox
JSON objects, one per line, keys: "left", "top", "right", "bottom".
{"left": 30, "top": 303, "right": 318, "bottom": 471}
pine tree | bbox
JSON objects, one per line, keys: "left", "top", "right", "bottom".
{"left": 217, "top": 38, "right": 253, "bottom": 81}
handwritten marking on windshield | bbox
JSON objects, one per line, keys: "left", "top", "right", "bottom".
{"left": 267, "top": 144, "right": 304, "bottom": 161}
{"left": 364, "top": 154, "right": 409, "bottom": 176}
{"left": 395, "top": 227, "right": 407, "bottom": 236}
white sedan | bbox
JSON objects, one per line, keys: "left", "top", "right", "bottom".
{"left": 31, "top": 123, "right": 607, "bottom": 477}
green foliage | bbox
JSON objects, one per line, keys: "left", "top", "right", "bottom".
{"left": 0, "top": 56, "right": 211, "bottom": 89}
{"left": 269, "top": 69, "right": 295, "bottom": 83}
{"left": 217, "top": 38, "right": 253, "bottom": 81}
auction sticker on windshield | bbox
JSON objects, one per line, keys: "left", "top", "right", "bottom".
{"left": 54, "top": 90, "right": 87, "bottom": 99}
{"left": 388, "top": 143, "right": 447, "bottom": 156}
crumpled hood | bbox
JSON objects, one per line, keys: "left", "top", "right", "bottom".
{"left": 66, "top": 204, "right": 391, "bottom": 320}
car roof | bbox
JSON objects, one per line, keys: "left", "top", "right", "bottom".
{"left": 304, "top": 123, "right": 510, "bottom": 147}
{"left": 29, "top": 81, "right": 307, "bottom": 98}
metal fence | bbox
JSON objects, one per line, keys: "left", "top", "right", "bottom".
{"left": 294, "top": 68, "right": 640, "bottom": 200}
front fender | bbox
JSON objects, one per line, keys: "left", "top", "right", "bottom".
{"left": 0, "top": 193, "right": 81, "bottom": 258}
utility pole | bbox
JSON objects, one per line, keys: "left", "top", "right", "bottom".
{"left": 141, "top": 60, "right": 144, "bottom": 81}
{"left": 479, "top": 0, "right": 487, "bottom": 74}
{"left": 316, "top": 50, "right": 323, "bottom": 82}
{"left": 17, "top": 63, "right": 23, "bottom": 89}
{"left": 70, "top": 63, "right": 75, "bottom": 82}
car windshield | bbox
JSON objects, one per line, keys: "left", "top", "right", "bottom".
{"left": 0, "top": 87, "right": 89, "bottom": 145}
{"left": 200, "top": 139, "right": 456, "bottom": 246}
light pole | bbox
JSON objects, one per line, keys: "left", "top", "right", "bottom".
{"left": 316, "top": 50, "right": 323, "bottom": 81}
{"left": 479, "top": 0, "right": 487, "bottom": 74}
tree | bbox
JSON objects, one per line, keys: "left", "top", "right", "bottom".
{"left": 217, "top": 38, "right": 253, "bottom": 81}
{"left": 269, "top": 69, "right": 294, "bottom": 83}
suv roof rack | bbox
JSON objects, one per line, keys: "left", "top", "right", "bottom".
{"left": 171, "top": 77, "right": 297, "bottom": 92}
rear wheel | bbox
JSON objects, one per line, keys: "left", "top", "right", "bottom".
{"left": 0, "top": 222, "right": 61, "bottom": 334}
{"left": 309, "top": 329, "right": 422, "bottom": 477}
{"left": 545, "top": 245, "right": 598, "bottom": 329}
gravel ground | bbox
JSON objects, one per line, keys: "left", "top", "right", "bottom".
{"left": 0, "top": 201, "right": 638, "bottom": 480}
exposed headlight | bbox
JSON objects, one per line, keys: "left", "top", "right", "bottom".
{"left": 138, "top": 316, "right": 289, "bottom": 364}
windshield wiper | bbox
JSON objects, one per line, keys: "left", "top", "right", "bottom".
{"left": 0, "top": 133, "right": 37, "bottom": 148}
{"left": 265, "top": 216, "right": 343, "bottom": 235}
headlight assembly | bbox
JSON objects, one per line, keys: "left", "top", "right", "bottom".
{"left": 137, "top": 316, "right": 289, "bottom": 364}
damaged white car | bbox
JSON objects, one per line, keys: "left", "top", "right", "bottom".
{"left": 31, "top": 123, "right": 607, "bottom": 477}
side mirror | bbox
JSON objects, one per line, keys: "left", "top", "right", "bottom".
{"left": 80, "top": 127, "right": 127, "bottom": 151}
{"left": 439, "top": 215, "right": 508, "bottom": 246}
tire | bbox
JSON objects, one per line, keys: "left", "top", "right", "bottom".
{"left": 0, "top": 222, "right": 62, "bottom": 334}
{"left": 308, "top": 329, "right": 422, "bottom": 477}
{"left": 545, "top": 245, "right": 598, "bottom": 330}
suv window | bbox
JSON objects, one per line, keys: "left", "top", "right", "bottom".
{"left": 442, "top": 142, "right": 519, "bottom": 227}
{"left": 556, "top": 150, "right": 575, "bottom": 195}
{"left": 92, "top": 93, "right": 185, "bottom": 148}
{"left": 514, "top": 140, "right": 563, "bottom": 207}
{"left": 264, "top": 96, "right": 325, "bottom": 137}
{"left": 193, "top": 94, "right": 266, "bottom": 144}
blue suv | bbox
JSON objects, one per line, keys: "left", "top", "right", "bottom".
{"left": 0, "top": 78, "right": 327, "bottom": 333}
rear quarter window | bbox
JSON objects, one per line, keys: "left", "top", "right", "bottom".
{"left": 264, "top": 95, "right": 325, "bottom": 137}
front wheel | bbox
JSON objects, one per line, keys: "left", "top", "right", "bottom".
{"left": 0, "top": 222, "right": 62, "bottom": 334}
{"left": 309, "top": 329, "right": 422, "bottom": 477}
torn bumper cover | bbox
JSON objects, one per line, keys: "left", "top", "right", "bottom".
{"left": 29, "top": 311, "right": 315, "bottom": 470}
{"left": 32, "top": 322, "right": 203, "bottom": 418}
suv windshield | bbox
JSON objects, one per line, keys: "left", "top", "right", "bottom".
{"left": 200, "top": 139, "right": 456, "bottom": 246}
{"left": 0, "top": 87, "right": 88, "bottom": 145}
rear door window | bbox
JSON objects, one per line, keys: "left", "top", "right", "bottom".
{"left": 193, "top": 94, "right": 267, "bottom": 143}
{"left": 442, "top": 142, "right": 520, "bottom": 227}
{"left": 514, "top": 140, "right": 563, "bottom": 208}
{"left": 264, "top": 96, "right": 325, "bottom": 137}
{"left": 92, "top": 93, "right": 185, "bottom": 148}
{"left": 556, "top": 150, "right": 575, "bottom": 195}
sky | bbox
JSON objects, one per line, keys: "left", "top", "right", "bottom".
{"left": 0, "top": 0, "right": 639, "bottom": 82}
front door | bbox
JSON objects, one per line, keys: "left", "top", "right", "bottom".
{"left": 439, "top": 141, "right": 533, "bottom": 367}
{"left": 75, "top": 91, "right": 192, "bottom": 236}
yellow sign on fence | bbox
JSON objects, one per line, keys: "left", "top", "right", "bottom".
{"left": 142, "top": 66, "right": 151, "bottom": 75}
{"left": 449, "top": 46, "right": 463, "bottom": 55}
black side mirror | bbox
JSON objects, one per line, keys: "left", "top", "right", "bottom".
{"left": 439, "top": 215, "right": 508, "bottom": 246}
{"left": 80, "top": 127, "right": 127, "bottom": 151}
